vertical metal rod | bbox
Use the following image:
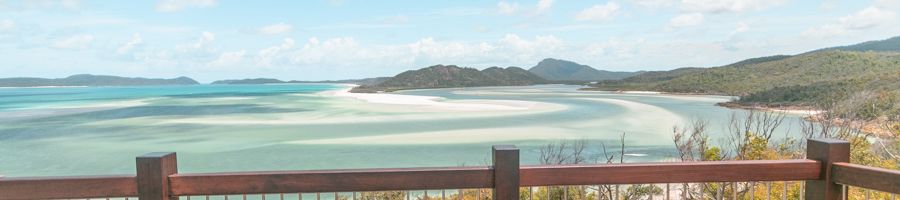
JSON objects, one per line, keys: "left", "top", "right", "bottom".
{"left": 333, "top": 193, "right": 338, "bottom": 200}
{"left": 750, "top": 182, "right": 755, "bottom": 200}
{"left": 316, "top": 193, "right": 320, "bottom": 200}
{"left": 262, "top": 194, "right": 266, "bottom": 200}
{"left": 458, "top": 189, "right": 462, "bottom": 200}
{"left": 528, "top": 187, "right": 533, "bottom": 200}
{"left": 352, "top": 192, "right": 356, "bottom": 200}
{"left": 299, "top": 193, "right": 302, "bottom": 200}
{"left": 407, "top": 190, "right": 411, "bottom": 200}
{"left": 767, "top": 182, "right": 772, "bottom": 200}
{"left": 280, "top": 194, "right": 284, "bottom": 200}
{"left": 425, "top": 190, "right": 429, "bottom": 200}
{"left": 841, "top": 185, "right": 847, "bottom": 200}
{"left": 865, "top": 189, "right": 871, "bottom": 200}
{"left": 242, "top": 194, "right": 247, "bottom": 200}
{"left": 732, "top": 182, "right": 737, "bottom": 200}
{"left": 682, "top": 184, "right": 687, "bottom": 200}
{"left": 564, "top": 186, "right": 568, "bottom": 200}
{"left": 783, "top": 182, "right": 788, "bottom": 200}
{"left": 666, "top": 183, "right": 669, "bottom": 200}
{"left": 225, "top": 196, "right": 229, "bottom": 200}
{"left": 800, "top": 182, "right": 804, "bottom": 200}
{"left": 478, "top": 189, "right": 482, "bottom": 200}
{"left": 442, "top": 189, "right": 446, "bottom": 200}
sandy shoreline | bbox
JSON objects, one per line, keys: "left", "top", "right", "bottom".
{"left": 321, "top": 84, "right": 565, "bottom": 112}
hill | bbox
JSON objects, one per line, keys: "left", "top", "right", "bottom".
{"left": 211, "top": 78, "right": 285, "bottom": 84}
{"left": 815, "top": 36, "right": 900, "bottom": 52}
{"left": 0, "top": 74, "right": 198, "bottom": 87}
{"left": 528, "top": 58, "right": 639, "bottom": 81}
{"left": 289, "top": 77, "right": 390, "bottom": 86}
{"left": 350, "top": 65, "right": 547, "bottom": 93}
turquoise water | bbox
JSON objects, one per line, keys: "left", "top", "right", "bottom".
{"left": 0, "top": 84, "right": 803, "bottom": 177}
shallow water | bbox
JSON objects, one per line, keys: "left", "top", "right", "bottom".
{"left": 0, "top": 84, "right": 804, "bottom": 177}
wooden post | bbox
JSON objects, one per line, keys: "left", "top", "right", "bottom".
{"left": 137, "top": 152, "right": 178, "bottom": 200}
{"left": 805, "top": 138, "right": 849, "bottom": 200}
{"left": 492, "top": 145, "right": 519, "bottom": 200}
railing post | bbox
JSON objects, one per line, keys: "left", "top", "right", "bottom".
{"left": 137, "top": 152, "right": 178, "bottom": 200}
{"left": 492, "top": 145, "right": 519, "bottom": 200}
{"left": 805, "top": 138, "right": 849, "bottom": 200}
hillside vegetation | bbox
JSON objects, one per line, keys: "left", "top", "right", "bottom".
{"left": 350, "top": 65, "right": 547, "bottom": 92}
{"left": 528, "top": 58, "right": 639, "bottom": 81}
{"left": 0, "top": 74, "right": 198, "bottom": 87}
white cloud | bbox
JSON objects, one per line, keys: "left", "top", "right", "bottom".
{"left": 729, "top": 22, "right": 750, "bottom": 36}
{"left": 575, "top": 2, "right": 620, "bottom": 22}
{"left": 805, "top": 6, "right": 896, "bottom": 37}
{"left": 667, "top": 13, "right": 704, "bottom": 29}
{"left": 117, "top": 33, "right": 144, "bottom": 54}
{"left": 258, "top": 23, "right": 293, "bottom": 35}
{"left": 60, "top": 0, "right": 79, "bottom": 10}
{"left": 0, "top": 19, "right": 14, "bottom": 31}
{"left": 497, "top": 0, "right": 554, "bottom": 16}
{"left": 256, "top": 38, "right": 295, "bottom": 66}
{"left": 680, "top": 0, "right": 786, "bottom": 13}
{"left": 497, "top": 1, "right": 520, "bottom": 15}
{"left": 630, "top": 0, "right": 677, "bottom": 8}
{"left": 536, "top": 0, "right": 555, "bottom": 14}
{"left": 176, "top": 31, "right": 215, "bottom": 52}
{"left": 54, "top": 34, "right": 94, "bottom": 49}
{"left": 156, "top": 0, "right": 216, "bottom": 12}
{"left": 208, "top": 50, "right": 246, "bottom": 67}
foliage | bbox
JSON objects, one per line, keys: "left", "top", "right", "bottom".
{"left": 0, "top": 74, "right": 198, "bottom": 87}
{"left": 528, "top": 58, "right": 639, "bottom": 81}
{"left": 351, "top": 65, "right": 548, "bottom": 92}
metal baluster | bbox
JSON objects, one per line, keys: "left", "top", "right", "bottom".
{"left": 782, "top": 182, "right": 788, "bottom": 200}
{"left": 564, "top": 186, "right": 568, "bottom": 200}
{"left": 316, "top": 193, "right": 320, "bottom": 200}
{"left": 426, "top": 190, "right": 429, "bottom": 200}
{"left": 766, "top": 182, "right": 772, "bottom": 200}
{"left": 665, "top": 183, "right": 670, "bottom": 200}
{"left": 407, "top": 190, "right": 411, "bottom": 200}
{"left": 478, "top": 189, "right": 482, "bottom": 200}
{"left": 682, "top": 184, "right": 687, "bottom": 200}
{"left": 225, "top": 195, "right": 229, "bottom": 200}
{"left": 865, "top": 189, "right": 871, "bottom": 200}
{"left": 750, "top": 182, "right": 755, "bottom": 200}
{"left": 352, "top": 192, "right": 356, "bottom": 200}
{"left": 732, "top": 182, "right": 737, "bottom": 200}
{"left": 188, "top": 196, "right": 192, "bottom": 200}
{"left": 528, "top": 187, "right": 533, "bottom": 200}
{"left": 458, "top": 189, "right": 462, "bottom": 200}
{"left": 280, "top": 194, "right": 284, "bottom": 200}
{"left": 442, "top": 189, "right": 446, "bottom": 200}
{"left": 841, "top": 185, "right": 847, "bottom": 200}
{"left": 299, "top": 193, "right": 303, "bottom": 200}
{"left": 242, "top": 194, "right": 247, "bottom": 200}
{"left": 263, "top": 194, "right": 267, "bottom": 200}
{"left": 800, "top": 182, "right": 804, "bottom": 200}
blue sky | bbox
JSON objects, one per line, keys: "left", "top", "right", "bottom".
{"left": 0, "top": 0, "right": 898, "bottom": 82}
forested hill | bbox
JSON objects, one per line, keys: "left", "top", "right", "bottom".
{"left": 588, "top": 50, "right": 900, "bottom": 120}
{"left": 528, "top": 58, "right": 639, "bottom": 81}
{"left": 350, "top": 65, "right": 547, "bottom": 93}
{"left": 0, "top": 74, "right": 198, "bottom": 87}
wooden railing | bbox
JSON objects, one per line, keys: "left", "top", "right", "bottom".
{"left": 1, "top": 138, "right": 898, "bottom": 200}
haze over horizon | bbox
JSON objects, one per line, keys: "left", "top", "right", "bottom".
{"left": 1, "top": 0, "right": 899, "bottom": 82}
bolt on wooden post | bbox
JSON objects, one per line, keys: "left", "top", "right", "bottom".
{"left": 805, "top": 138, "right": 850, "bottom": 200}
{"left": 492, "top": 145, "right": 519, "bottom": 200}
{"left": 137, "top": 152, "right": 178, "bottom": 200}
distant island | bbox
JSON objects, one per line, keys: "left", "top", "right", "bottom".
{"left": 0, "top": 74, "right": 198, "bottom": 87}
{"left": 350, "top": 65, "right": 548, "bottom": 93}
{"left": 348, "top": 58, "right": 640, "bottom": 93}
{"left": 211, "top": 77, "right": 391, "bottom": 85}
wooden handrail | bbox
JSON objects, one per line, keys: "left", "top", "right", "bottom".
{"left": 2, "top": 139, "right": 899, "bottom": 200}
{"left": 0, "top": 175, "right": 137, "bottom": 200}
{"left": 520, "top": 159, "right": 821, "bottom": 186}
{"left": 169, "top": 166, "right": 494, "bottom": 196}
{"left": 832, "top": 162, "right": 900, "bottom": 194}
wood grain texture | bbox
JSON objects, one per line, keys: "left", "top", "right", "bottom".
{"left": 519, "top": 159, "right": 821, "bottom": 186}
{"left": 492, "top": 145, "right": 519, "bottom": 200}
{"left": 169, "top": 166, "right": 493, "bottom": 195}
{"left": 136, "top": 152, "right": 178, "bottom": 200}
{"left": 832, "top": 162, "right": 900, "bottom": 194}
{"left": 0, "top": 175, "right": 137, "bottom": 200}
{"left": 804, "top": 138, "right": 850, "bottom": 200}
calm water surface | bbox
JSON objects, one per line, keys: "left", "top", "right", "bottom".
{"left": 0, "top": 84, "right": 804, "bottom": 177}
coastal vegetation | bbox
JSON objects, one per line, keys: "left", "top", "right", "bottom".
{"left": 350, "top": 65, "right": 548, "bottom": 93}
{"left": 528, "top": 58, "right": 640, "bottom": 81}
{"left": 0, "top": 74, "right": 198, "bottom": 87}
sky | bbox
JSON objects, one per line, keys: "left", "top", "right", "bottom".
{"left": 0, "top": 0, "right": 898, "bottom": 82}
